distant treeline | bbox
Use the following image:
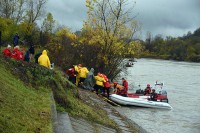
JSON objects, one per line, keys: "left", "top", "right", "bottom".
{"left": 141, "top": 28, "right": 200, "bottom": 62}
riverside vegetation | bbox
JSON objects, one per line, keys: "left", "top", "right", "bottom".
{"left": 0, "top": 53, "right": 119, "bottom": 132}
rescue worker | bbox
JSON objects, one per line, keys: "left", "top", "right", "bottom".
{"left": 111, "top": 82, "right": 124, "bottom": 95}
{"left": 67, "top": 66, "right": 76, "bottom": 84}
{"left": 122, "top": 78, "right": 128, "bottom": 97}
{"left": 150, "top": 89, "right": 158, "bottom": 101}
{"left": 74, "top": 64, "right": 82, "bottom": 86}
{"left": 103, "top": 79, "right": 111, "bottom": 98}
{"left": 79, "top": 66, "right": 89, "bottom": 85}
{"left": 82, "top": 68, "right": 96, "bottom": 91}
{"left": 11, "top": 46, "right": 24, "bottom": 60}
{"left": 101, "top": 73, "right": 110, "bottom": 97}
{"left": 38, "top": 50, "right": 51, "bottom": 69}
{"left": 94, "top": 72, "right": 106, "bottom": 95}
{"left": 144, "top": 84, "right": 151, "bottom": 95}
{"left": 2, "top": 44, "right": 12, "bottom": 57}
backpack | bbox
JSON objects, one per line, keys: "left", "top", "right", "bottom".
{"left": 104, "top": 81, "right": 111, "bottom": 88}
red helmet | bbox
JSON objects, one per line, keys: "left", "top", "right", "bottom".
{"left": 147, "top": 84, "right": 150, "bottom": 87}
{"left": 113, "top": 82, "right": 117, "bottom": 85}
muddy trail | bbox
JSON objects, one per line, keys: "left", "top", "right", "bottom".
{"left": 53, "top": 89, "right": 147, "bottom": 133}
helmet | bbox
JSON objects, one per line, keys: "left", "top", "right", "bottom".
{"left": 113, "top": 82, "right": 117, "bottom": 85}
{"left": 147, "top": 84, "right": 150, "bottom": 87}
{"left": 97, "top": 72, "right": 101, "bottom": 76}
{"left": 78, "top": 64, "right": 82, "bottom": 67}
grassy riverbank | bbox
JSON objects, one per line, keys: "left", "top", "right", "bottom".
{"left": 0, "top": 54, "right": 117, "bottom": 132}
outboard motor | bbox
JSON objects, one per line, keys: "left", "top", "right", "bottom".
{"left": 159, "top": 90, "right": 167, "bottom": 95}
{"left": 159, "top": 90, "right": 168, "bottom": 103}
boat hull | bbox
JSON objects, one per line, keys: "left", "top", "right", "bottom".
{"left": 110, "top": 94, "right": 172, "bottom": 109}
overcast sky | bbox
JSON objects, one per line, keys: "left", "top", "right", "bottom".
{"left": 46, "top": 0, "right": 200, "bottom": 39}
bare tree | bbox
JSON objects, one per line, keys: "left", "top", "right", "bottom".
{"left": 0, "top": 0, "right": 46, "bottom": 24}
{"left": 25, "top": 0, "right": 47, "bottom": 23}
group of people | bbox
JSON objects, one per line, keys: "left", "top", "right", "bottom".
{"left": 67, "top": 65, "right": 129, "bottom": 98}
{"left": 2, "top": 44, "right": 34, "bottom": 62}
{"left": 2, "top": 44, "right": 52, "bottom": 69}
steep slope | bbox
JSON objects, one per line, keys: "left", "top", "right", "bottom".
{"left": 0, "top": 57, "right": 52, "bottom": 132}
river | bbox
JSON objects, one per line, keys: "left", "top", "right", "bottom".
{"left": 117, "top": 58, "right": 200, "bottom": 133}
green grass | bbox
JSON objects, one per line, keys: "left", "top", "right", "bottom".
{"left": 0, "top": 58, "right": 52, "bottom": 133}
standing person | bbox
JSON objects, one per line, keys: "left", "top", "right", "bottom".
{"left": 82, "top": 68, "right": 96, "bottom": 91}
{"left": 2, "top": 44, "right": 12, "bottom": 57}
{"left": 38, "top": 50, "right": 51, "bottom": 69}
{"left": 122, "top": 78, "right": 128, "bottom": 97}
{"left": 103, "top": 79, "right": 111, "bottom": 98}
{"left": 74, "top": 64, "right": 82, "bottom": 86}
{"left": 13, "top": 33, "right": 20, "bottom": 47}
{"left": 79, "top": 66, "right": 89, "bottom": 85}
{"left": 28, "top": 44, "right": 34, "bottom": 62}
{"left": 24, "top": 50, "right": 30, "bottom": 63}
{"left": 67, "top": 66, "right": 76, "bottom": 84}
{"left": 34, "top": 52, "right": 42, "bottom": 63}
{"left": 94, "top": 72, "right": 106, "bottom": 95}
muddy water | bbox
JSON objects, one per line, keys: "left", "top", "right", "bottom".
{"left": 117, "top": 58, "right": 200, "bottom": 133}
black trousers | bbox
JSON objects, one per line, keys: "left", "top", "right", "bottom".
{"left": 69, "top": 76, "right": 76, "bottom": 84}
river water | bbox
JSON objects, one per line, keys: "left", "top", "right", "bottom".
{"left": 117, "top": 58, "right": 200, "bottom": 133}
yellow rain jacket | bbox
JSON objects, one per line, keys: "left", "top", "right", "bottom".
{"left": 38, "top": 50, "right": 51, "bottom": 68}
{"left": 95, "top": 75, "right": 106, "bottom": 87}
{"left": 79, "top": 67, "right": 89, "bottom": 78}
{"left": 74, "top": 65, "right": 82, "bottom": 85}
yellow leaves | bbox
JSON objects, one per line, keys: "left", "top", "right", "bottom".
{"left": 55, "top": 28, "right": 77, "bottom": 41}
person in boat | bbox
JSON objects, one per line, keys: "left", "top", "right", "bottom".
{"left": 150, "top": 89, "right": 158, "bottom": 101}
{"left": 121, "top": 78, "right": 128, "bottom": 97}
{"left": 112, "top": 82, "right": 125, "bottom": 96}
{"left": 2, "top": 44, "right": 12, "bottom": 57}
{"left": 144, "top": 84, "right": 152, "bottom": 95}
{"left": 67, "top": 65, "right": 77, "bottom": 84}
{"left": 82, "top": 68, "right": 96, "bottom": 91}
{"left": 94, "top": 72, "right": 106, "bottom": 95}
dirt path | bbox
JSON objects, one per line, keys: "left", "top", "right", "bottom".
{"left": 77, "top": 89, "right": 147, "bottom": 133}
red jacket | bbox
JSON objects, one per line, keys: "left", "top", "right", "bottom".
{"left": 67, "top": 68, "right": 76, "bottom": 77}
{"left": 2, "top": 48, "right": 11, "bottom": 57}
{"left": 11, "top": 48, "right": 24, "bottom": 60}
{"left": 104, "top": 81, "right": 111, "bottom": 88}
{"left": 122, "top": 80, "right": 128, "bottom": 94}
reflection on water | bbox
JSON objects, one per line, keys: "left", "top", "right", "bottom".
{"left": 119, "top": 58, "right": 200, "bottom": 133}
